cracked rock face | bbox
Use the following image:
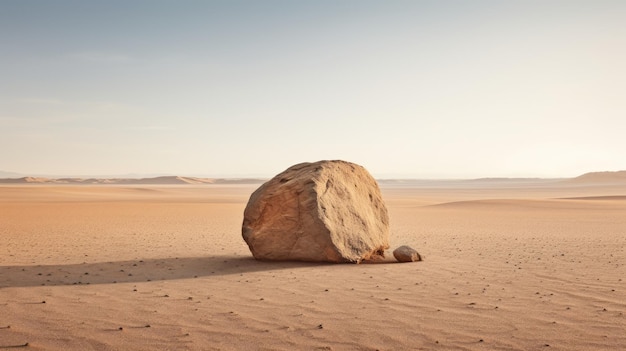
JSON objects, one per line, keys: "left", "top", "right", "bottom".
{"left": 242, "top": 160, "right": 390, "bottom": 263}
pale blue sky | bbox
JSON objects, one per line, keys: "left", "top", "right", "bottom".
{"left": 1, "top": 1, "right": 625, "bottom": 178}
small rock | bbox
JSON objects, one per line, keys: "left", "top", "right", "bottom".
{"left": 393, "top": 245, "right": 422, "bottom": 262}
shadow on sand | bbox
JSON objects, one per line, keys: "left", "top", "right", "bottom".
{"left": 0, "top": 256, "right": 329, "bottom": 288}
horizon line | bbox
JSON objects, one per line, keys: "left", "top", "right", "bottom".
{"left": 2, "top": 170, "right": 625, "bottom": 181}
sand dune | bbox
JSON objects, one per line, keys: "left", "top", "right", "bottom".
{"left": 118, "top": 176, "right": 215, "bottom": 185}
{"left": 566, "top": 170, "right": 626, "bottom": 184}
{"left": 2, "top": 169, "right": 625, "bottom": 187}
{"left": 559, "top": 195, "right": 626, "bottom": 201}
{"left": 431, "top": 197, "right": 626, "bottom": 211}
{"left": 1, "top": 182, "right": 625, "bottom": 350}
{"left": 0, "top": 176, "right": 53, "bottom": 183}
{"left": 0, "top": 176, "right": 265, "bottom": 185}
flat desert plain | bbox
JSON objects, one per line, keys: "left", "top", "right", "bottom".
{"left": 1, "top": 180, "right": 625, "bottom": 350}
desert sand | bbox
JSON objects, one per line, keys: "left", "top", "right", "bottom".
{"left": 1, "top": 179, "right": 625, "bottom": 350}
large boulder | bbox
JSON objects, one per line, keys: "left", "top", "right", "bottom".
{"left": 242, "top": 160, "right": 390, "bottom": 263}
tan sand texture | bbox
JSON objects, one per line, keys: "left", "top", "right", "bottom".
{"left": 1, "top": 180, "right": 625, "bottom": 350}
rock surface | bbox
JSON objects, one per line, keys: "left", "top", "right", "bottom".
{"left": 242, "top": 160, "right": 390, "bottom": 263}
{"left": 393, "top": 245, "right": 422, "bottom": 262}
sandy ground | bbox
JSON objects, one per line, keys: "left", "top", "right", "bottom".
{"left": 1, "top": 182, "right": 625, "bottom": 350}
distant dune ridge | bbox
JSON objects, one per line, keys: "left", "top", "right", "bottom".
{"left": 567, "top": 170, "right": 626, "bottom": 184}
{"left": 0, "top": 176, "right": 53, "bottom": 184}
{"left": 0, "top": 175, "right": 265, "bottom": 185}
{"left": 2, "top": 170, "right": 626, "bottom": 185}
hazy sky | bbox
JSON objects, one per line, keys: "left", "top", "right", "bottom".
{"left": 1, "top": 1, "right": 625, "bottom": 178}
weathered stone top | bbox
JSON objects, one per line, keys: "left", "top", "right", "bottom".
{"left": 242, "top": 160, "right": 390, "bottom": 263}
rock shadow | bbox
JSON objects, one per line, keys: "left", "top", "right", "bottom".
{"left": 0, "top": 256, "right": 326, "bottom": 288}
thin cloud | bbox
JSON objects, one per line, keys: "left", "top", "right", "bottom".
{"left": 128, "top": 125, "right": 174, "bottom": 131}
{"left": 69, "top": 51, "right": 137, "bottom": 64}
{"left": 16, "top": 98, "right": 64, "bottom": 105}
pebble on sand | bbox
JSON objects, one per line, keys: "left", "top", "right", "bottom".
{"left": 393, "top": 245, "right": 422, "bottom": 262}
